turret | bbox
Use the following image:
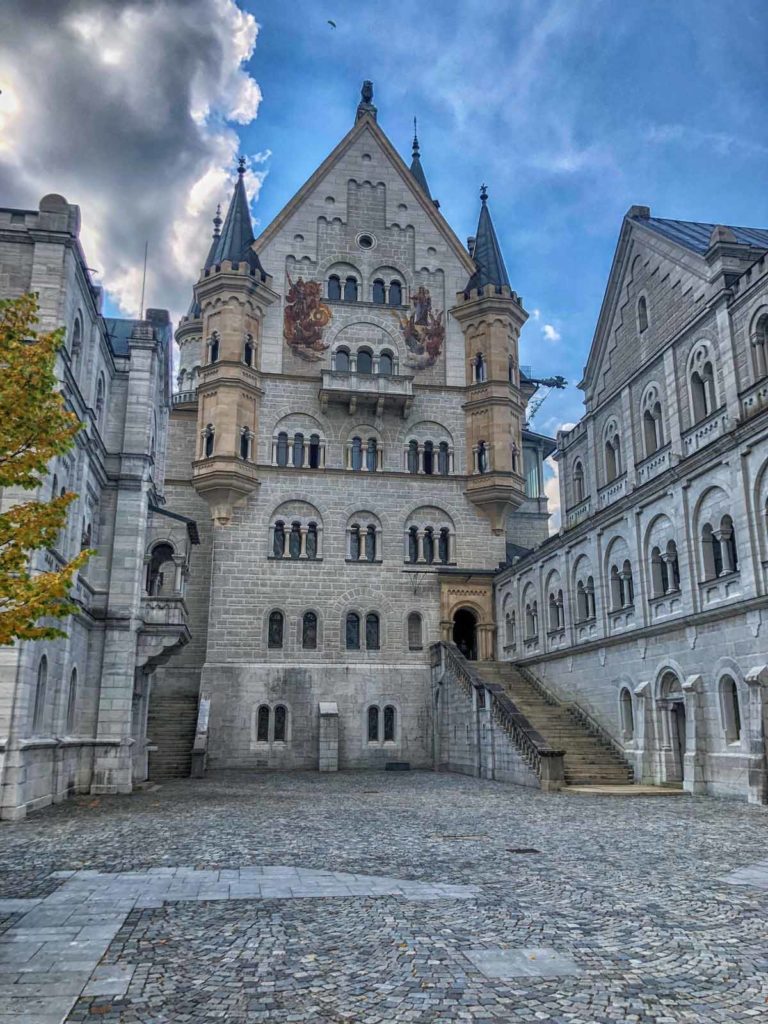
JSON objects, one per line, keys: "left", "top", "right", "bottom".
{"left": 190, "top": 158, "right": 279, "bottom": 524}
{"left": 450, "top": 185, "right": 528, "bottom": 532}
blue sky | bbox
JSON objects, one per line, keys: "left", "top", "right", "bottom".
{"left": 235, "top": 0, "right": 768, "bottom": 436}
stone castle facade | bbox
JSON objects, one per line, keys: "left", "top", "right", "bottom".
{"left": 1, "top": 83, "right": 767, "bottom": 816}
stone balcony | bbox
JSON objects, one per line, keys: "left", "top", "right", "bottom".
{"left": 137, "top": 595, "right": 191, "bottom": 670}
{"left": 636, "top": 443, "right": 673, "bottom": 487}
{"left": 739, "top": 379, "right": 768, "bottom": 423}
{"left": 319, "top": 369, "right": 413, "bottom": 417}
{"left": 171, "top": 390, "right": 197, "bottom": 407}
{"left": 565, "top": 497, "right": 591, "bottom": 529}
{"left": 681, "top": 408, "right": 729, "bottom": 456}
{"left": 598, "top": 473, "right": 628, "bottom": 509}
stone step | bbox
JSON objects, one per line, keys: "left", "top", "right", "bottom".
{"left": 147, "top": 691, "right": 198, "bottom": 782}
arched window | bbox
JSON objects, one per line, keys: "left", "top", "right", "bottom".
{"left": 96, "top": 375, "right": 105, "bottom": 430}
{"left": 477, "top": 441, "right": 488, "bottom": 474}
{"left": 641, "top": 386, "right": 664, "bottom": 456}
{"left": 720, "top": 676, "right": 741, "bottom": 743}
{"left": 720, "top": 514, "right": 738, "bottom": 573}
{"left": 751, "top": 313, "right": 768, "bottom": 380}
{"left": 71, "top": 316, "right": 82, "bottom": 356}
{"left": 666, "top": 540, "right": 681, "bottom": 591}
{"left": 620, "top": 688, "right": 635, "bottom": 740}
{"left": 343, "top": 276, "right": 358, "bottom": 302}
{"left": 335, "top": 348, "right": 350, "bottom": 372}
{"left": 146, "top": 542, "right": 175, "bottom": 596}
{"left": 309, "top": 434, "right": 321, "bottom": 469}
{"left": 379, "top": 351, "right": 393, "bottom": 375}
{"left": 637, "top": 295, "right": 648, "bottom": 333}
{"left": 292, "top": 432, "right": 305, "bottom": 468}
{"left": 243, "top": 336, "right": 254, "bottom": 367}
{"left": 349, "top": 523, "right": 361, "bottom": 561}
{"left": 407, "top": 440, "right": 419, "bottom": 474}
{"left": 423, "top": 527, "right": 434, "bottom": 565}
{"left": 257, "top": 705, "right": 270, "bottom": 742}
{"left": 573, "top": 460, "right": 585, "bottom": 503}
{"left": 505, "top": 610, "right": 516, "bottom": 645}
{"left": 240, "top": 427, "right": 251, "bottom": 460}
{"left": 328, "top": 275, "right": 341, "bottom": 301}
{"left": 605, "top": 430, "right": 621, "bottom": 481}
{"left": 346, "top": 612, "right": 361, "bottom": 650}
{"left": 289, "top": 521, "right": 301, "bottom": 559}
{"left": 576, "top": 581, "right": 588, "bottom": 622}
{"left": 33, "top": 656, "right": 47, "bottom": 734}
{"left": 438, "top": 527, "right": 450, "bottom": 564}
{"left": 203, "top": 424, "right": 214, "bottom": 458}
{"left": 351, "top": 436, "right": 363, "bottom": 471}
{"left": 372, "top": 279, "right": 386, "bottom": 304}
{"left": 407, "top": 612, "right": 423, "bottom": 650}
{"left": 364, "top": 524, "right": 376, "bottom": 562}
{"left": 525, "top": 600, "right": 538, "bottom": 639}
{"left": 690, "top": 350, "right": 716, "bottom": 423}
{"left": 276, "top": 431, "right": 289, "bottom": 467}
{"left": 366, "top": 612, "right": 380, "bottom": 650}
{"left": 548, "top": 593, "right": 558, "bottom": 630}
{"left": 383, "top": 705, "right": 396, "bottom": 741}
{"left": 365, "top": 437, "right": 378, "bottom": 471}
{"left": 701, "top": 523, "right": 722, "bottom": 580}
{"left": 367, "top": 705, "right": 379, "bottom": 741}
{"left": 407, "top": 526, "right": 418, "bottom": 564}
{"left": 66, "top": 667, "right": 78, "bottom": 734}
{"left": 438, "top": 442, "right": 450, "bottom": 476}
{"left": 209, "top": 333, "right": 220, "bottom": 363}
{"left": 357, "top": 349, "right": 372, "bottom": 374}
{"left": 388, "top": 280, "right": 402, "bottom": 306}
{"left": 268, "top": 610, "right": 284, "bottom": 649}
{"left": 52, "top": 473, "right": 59, "bottom": 501}
{"left": 274, "top": 705, "right": 287, "bottom": 742}
{"left": 423, "top": 441, "right": 434, "bottom": 475}
{"left": 306, "top": 522, "right": 318, "bottom": 560}
{"left": 474, "top": 353, "right": 486, "bottom": 382}
{"left": 273, "top": 521, "right": 285, "bottom": 559}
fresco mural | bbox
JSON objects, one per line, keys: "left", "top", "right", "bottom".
{"left": 283, "top": 275, "right": 332, "bottom": 361}
{"left": 395, "top": 286, "right": 445, "bottom": 370}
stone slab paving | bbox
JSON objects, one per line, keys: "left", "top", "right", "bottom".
{"left": 0, "top": 771, "right": 767, "bottom": 1022}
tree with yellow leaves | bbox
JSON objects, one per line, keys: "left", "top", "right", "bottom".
{"left": 0, "top": 293, "right": 89, "bottom": 645}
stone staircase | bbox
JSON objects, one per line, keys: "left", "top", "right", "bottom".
{"left": 147, "top": 690, "right": 198, "bottom": 781}
{"left": 476, "top": 663, "right": 634, "bottom": 787}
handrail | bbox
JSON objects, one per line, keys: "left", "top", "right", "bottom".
{"left": 513, "top": 661, "right": 629, "bottom": 761}
{"left": 436, "top": 642, "right": 564, "bottom": 780}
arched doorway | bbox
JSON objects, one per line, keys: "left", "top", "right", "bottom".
{"left": 453, "top": 608, "right": 478, "bottom": 661}
{"left": 658, "top": 670, "right": 686, "bottom": 784}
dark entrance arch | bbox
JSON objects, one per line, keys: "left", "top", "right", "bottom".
{"left": 453, "top": 608, "right": 478, "bottom": 661}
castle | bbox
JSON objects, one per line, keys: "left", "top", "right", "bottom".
{"left": 1, "top": 82, "right": 767, "bottom": 818}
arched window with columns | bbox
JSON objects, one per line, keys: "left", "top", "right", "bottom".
{"left": 688, "top": 341, "right": 718, "bottom": 423}
{"left": 328, "top": 275, "right": 341, "bottom": 301}
{"left": 269, "top": 503, "right": 323, "bottom": 561}
{"left": 641, "top": 385, "right": 665, "bottom": 456}
{"left": 404, "top": 510, "right": 455, "bottom": 565}
{"left": 372, "top": 278, "right": 386, "bottom": 304}
{"left": 751, "top": 312, "right": 768, "bottom": 381}
{"left": 720, "top": 675, "right": 742, "bottom": 743}
{"left": 603, "top": 419, "right": 622, "bottom": 482}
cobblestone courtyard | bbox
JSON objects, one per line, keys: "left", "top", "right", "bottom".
{"left": 1, "top": 772, "right": 768, "bottom": 1023}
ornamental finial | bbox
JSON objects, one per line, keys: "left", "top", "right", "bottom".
{"left": 237, "top": 155, "right": 246, "bottom": 176}
{"left": 480, "top": 183, "right": 488, "bottom": 203}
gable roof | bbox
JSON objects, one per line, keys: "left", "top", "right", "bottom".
{"left": 632, "top": 214, "right": 768, "bottom": 255}
{"left": 253, "top": 113, "right": 475, "bottom": 275}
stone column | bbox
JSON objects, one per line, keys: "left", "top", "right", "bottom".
{"left": 287, "top": 439, "right": 294, "bottom": 467}
{"left": 374, "top": 527, "right": 382, "bottom": 561}
{"left": 448, "top": 531, "right": 456, "bottom": 563}
{"left": 302, "top": 445, "right": 310, "bottom": 469}
{"left": 318, "top": 702, "right": 339, "bottom": 772}
{"left": 449, "top": 447, "right": 455, "bottom": 473}
{"left": 745, "top": 665, "right": 768, "bottom": 804}
{"left": 316, "top": 526, "right": 324, "bottom": 559}
{"left": 417, "top": 443, "right": 425, "bottom": 473}
{"left": 283, "top": 529, "right": 291, "bottom": 558}
{"left": 320, "top": 443, "right": 327, "bottom": 468}
{"left": 268, "top": 524, "right": 275, "bottom": 556}
{"left": 299, "top": 526, "right": 308, "bottom": 559}
{"left": 402, "top": 445, "right": 409, "bottom": 471}
{"left": 417, "top": 529, "right": 426, "bottom": 564}
{"left": 271, "top": 438, "right": 278, "bottom": 465}
{"left": 472, "top": 446, "right": 479, "bottom": 473}
{"left": 715, "top": 528, "right": 734, "bottom": 574}
{"left": 345, "top": 527, "right": 354, "bottom": 560}
{"left": 682, "top": 674, "right": 706, "bottom": 795}
{"left": 376, "top": 447, "right": 383, "bottom": 471}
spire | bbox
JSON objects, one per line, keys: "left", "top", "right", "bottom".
{"left": 409, "top": 117, "right": 432, "bottom": 199}
{"left": 465, "top": 184, "right": 511, "bottom": 293}
{"left": 203, "top": 204, "right": 223, "bottom": 270}
{"left": 208, "top": 156, "right": 263, "bottom": 271}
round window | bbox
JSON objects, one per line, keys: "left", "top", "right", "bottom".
{"left": 357, "top": 234, "right": 375, "bottom": 250}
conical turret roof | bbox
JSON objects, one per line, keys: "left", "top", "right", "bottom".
{"left": 465, "top": 185, "right": 510, "bottom": 293}
{"left": 207, "top": 157, "right": 259, "bottom": 268}
{"left": 409, "top": 120, "right": 431, "bottom": 199}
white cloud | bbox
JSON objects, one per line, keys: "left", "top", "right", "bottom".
{"left": 542, "top": 324, "right": 561, "bottom": 342}
{"left": 0, "top": 0, "right": 263, "bottom": 323}
{"left": 531, "top": 307, "right": 541, "bottom": 320}
{"left": 543, "top": 456, "right": 561, "bottom": 534}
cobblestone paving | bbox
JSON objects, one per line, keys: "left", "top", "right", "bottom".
{"left": 1, "top": 771, "right": 768, "bottom": 1022}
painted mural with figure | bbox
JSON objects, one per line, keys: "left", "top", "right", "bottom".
{"left": 395, "top": 286, "right": 445, "bottom": 369}
{"left": 283, "top": 275, "right": 332, "bottom": 360}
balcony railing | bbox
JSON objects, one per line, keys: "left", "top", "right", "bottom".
{"left": 565, "top": 497, "right": 591, "bottom": 529}
{"left": 598, "top": 473, "right": 628, "bottom": 509}
{"left": 636, "top": 443, "right": 672, "bottom": 487}
{"left": 319, "top": 369, "right": 413, "bottom": 417}
{"left": 172, "top": 390, "right": 197, "bottom": 406}
{"left": 739, "top": 379, "right": 768, "bottom": 423}
{"left": 681, "top": 408, "right": 728, "bottom": 455}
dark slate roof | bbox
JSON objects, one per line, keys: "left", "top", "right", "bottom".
{"left": 103, "top": 317, "right": 136, "bottom": 357}
{"left": 208, "top": 165, "right": 258, "bottom": 267}
{"left": 465, "top": 190, "right": 511, "bottom": 292}
{"left": 633, "top": 215, "right": 768, "bottom": 255}
{"left": 409, "top": 133, "right": 431, "bottom": 198}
